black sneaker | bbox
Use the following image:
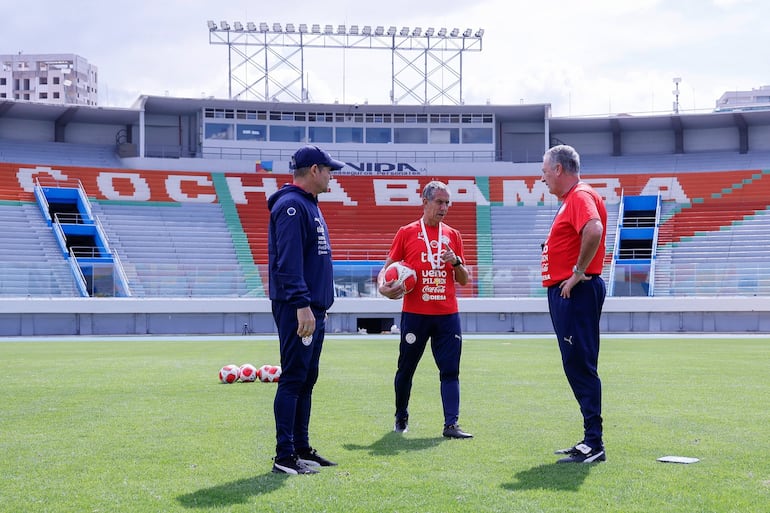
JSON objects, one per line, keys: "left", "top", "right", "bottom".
{"left": 272, "top": 454, "right": 319, "bottom": 474}
{"left": 556, "top": 442, "right": 606, "bottom": 463}
{"left": 394, "top": 416, "right": 409, "bottom": 433}
{"left": 442, "top": 424, "right": 473, "bottom": 439}
{"left": 297, "top": 448, "right": 337, "bottom": 467}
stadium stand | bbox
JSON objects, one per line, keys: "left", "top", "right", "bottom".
{"left": 2, "top": 96, "right": 770, "bottom": 334}
{"left": 489, "top": 205, "right": 556, "bottom": 296}
{"left": 91, "top": 202, "right": 247, "bottom": 297}
{"left": 655, "top": 206, "right": 770, "bottom": 295}
{"left": 489, "top": 203, "right": 620, "bottom": 297}
{"left": 582, "top": 150, "right": 770, "bottom": 174}
{"left": 2, "top": 164, "right": 769, "bottom": 299}
{"left": 0, "top": 140, "right": 123, "bottom": 168}
{"left": 657, "top": 169, "right": 770, "bottom": 244}
{"left": 0, "top": 203, "right": 79, "bottom": 296}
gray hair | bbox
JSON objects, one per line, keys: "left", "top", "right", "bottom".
{"left": 422, "top": 180, "right": 450, "bottom": 200}
{"left": 545, "top": 144, "right": 581, "bottom": 175}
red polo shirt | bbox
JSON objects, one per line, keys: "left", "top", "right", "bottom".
{"left": 388, "top": 220, "right": 464, "bottom": 315}
{"left": 541, "top": 182, "right": 607, "bottom": 287}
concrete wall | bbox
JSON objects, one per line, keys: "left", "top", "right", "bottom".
{"left": 1, "top": 297, "right": 769, "bottom": 337}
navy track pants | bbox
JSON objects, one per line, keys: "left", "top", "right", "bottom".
{"left": 394, "top": 311, "right": 462, "bottom": 427}
{"left": 547, "top": 276, "right": 606, "bottom": 449}
{"left": 271, "top": 301, "right": 326, "bottom": 460}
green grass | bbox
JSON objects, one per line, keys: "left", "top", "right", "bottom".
{"left": 1, "top": 335, "right": 768, "bottom": 513}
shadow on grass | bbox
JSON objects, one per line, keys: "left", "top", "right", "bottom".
{"left": 176, "top": 472, "right": 288, "bottom": 508}
{"left": 343, "top": 431, "right": 444, "bottom": 456}
{"left": 501, "top": 462, "right": 592, "bottom": 492}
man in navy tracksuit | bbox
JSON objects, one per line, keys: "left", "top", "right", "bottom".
{"left": 267, "top": 145, "right": 343, "bottom": 475}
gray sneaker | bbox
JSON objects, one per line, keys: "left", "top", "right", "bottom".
{"left": 394, "top": 416, "right": 409, "bottom": 433}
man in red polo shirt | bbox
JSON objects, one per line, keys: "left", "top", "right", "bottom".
{"left": 378, "top": 180, "right": 473, "bottom": 439}
{"left": 541, "top": 144, "right": 608, "bottom": 463}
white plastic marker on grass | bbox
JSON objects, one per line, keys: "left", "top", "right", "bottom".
{"left": 657, "top": 456, "right": 700, "bottom": 464}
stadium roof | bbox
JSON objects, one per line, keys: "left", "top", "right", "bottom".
{"left": 0, "top": 100, "right": 139, "bottom": 125}
{"left": 549, "top": 109, "right": 770, "bottom": 133}
{"left": 3, "top": 95, "right": 770, "bottom": 137}
{"left": 135, "top": 95, "right": 550, "bottom": 123}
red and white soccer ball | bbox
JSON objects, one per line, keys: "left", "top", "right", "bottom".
{"left": 239, "top": 363, "right": 258, "bottom": 383}
{"left": 257, "top": 364, "right": 282, "bottom": 383}
{"left": 384, "top": 261, "right": 417, "bottom": 294}
{"left": 219, "top": 364, "right": 241, "bottom": 384}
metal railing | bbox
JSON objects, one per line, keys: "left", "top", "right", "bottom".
{"left": 143, "top": 144, "right": 533, "bottom": 164}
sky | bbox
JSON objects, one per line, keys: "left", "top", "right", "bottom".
{"left": 2, "top": 0, "right": 768, "bottom": 117}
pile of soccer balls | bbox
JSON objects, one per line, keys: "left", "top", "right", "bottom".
{"left": 219, "top": 363, "right": 282, "bottom": 384}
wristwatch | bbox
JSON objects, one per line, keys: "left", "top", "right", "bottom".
{"left": 572, "top": 264, "right": 585, "bottom": 276}
{"left": 452, "top": 256, "right": 463, "bottom": 267}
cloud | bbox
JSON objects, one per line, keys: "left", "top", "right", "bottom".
{"left": 3, "top": 0, "right": 768, "bottom": 115}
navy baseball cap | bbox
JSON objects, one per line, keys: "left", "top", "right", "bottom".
{"left": 290, "top": 145, "right": 345, "bottom": 171}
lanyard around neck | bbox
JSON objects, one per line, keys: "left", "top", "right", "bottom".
{"left": 420, "top": 218, "right": 443, "bottom": 270}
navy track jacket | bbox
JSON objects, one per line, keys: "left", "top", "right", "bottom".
{"left": 267, "top": 184, "right": 335, "bottom": 311}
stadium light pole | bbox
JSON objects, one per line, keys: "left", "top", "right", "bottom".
{"left": 206, "top": 21, "right": 484, "bottom": 105}
{"left": 673, "top": 77, "right": 682, "bottom": 114}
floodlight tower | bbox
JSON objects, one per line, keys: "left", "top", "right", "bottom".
{"left": 672, "top": 77, "right": 682, "bottom": 114}
{"left": 206, "top": 21, "right": 484, "bottom": 105}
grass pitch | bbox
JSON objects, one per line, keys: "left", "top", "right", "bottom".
{"left": 1, "top": 335, "right": 768, "bottom": 513}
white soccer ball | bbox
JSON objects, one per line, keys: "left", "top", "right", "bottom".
{"left": 384, "top": 261, "right": 417, "bottom": 293}
{"left": 239, "top": 363, "right": 258, "bottom": 382}
{"left": 257, "top": 364, "right": 282, "bottom": 383}
{"left": 219, "top": 364, "right": 240, "bottom": 384}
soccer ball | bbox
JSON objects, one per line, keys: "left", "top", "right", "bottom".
{"left": 219, "top": 364, "right": 240, "bottom": 384}
{"left": 384, "top": 261, "right": 417, "bottom": 294}
{"left": 239, "top": 363, "right": 258, "bottom": 382}
{"left": 257, "top": 364, "right": 282, "bottom": 383}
